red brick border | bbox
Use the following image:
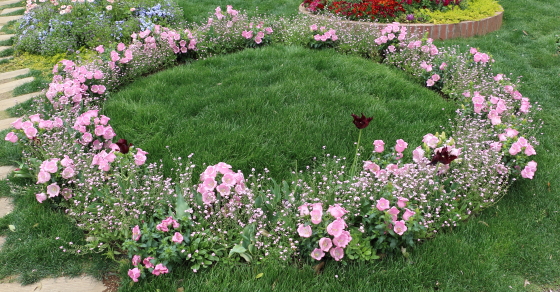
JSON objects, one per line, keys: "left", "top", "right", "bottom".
{"left": 298, "top": 5, "right": 503, "bottom": 40}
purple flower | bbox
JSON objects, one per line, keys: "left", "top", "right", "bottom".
{"left": 406, "top": 14, "right": 415, "bottom": 21}
{"left": 351, "top": 113, "right": 373, "bottom": 129}
{"left": 116, "top": 139, "right": 133, "bottom": 154}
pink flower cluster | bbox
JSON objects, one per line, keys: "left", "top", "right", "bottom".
{"left": 128, "top": 256, "right": 169, "bottom": 282}
{"left": 298, "top": 203, "right": 352, "bottom": 261}
{"left": 196, "top": 162, "right": 247, "bottom": 205}
{"left": 5, "top": 114, "right": 63, "bottom": 142}
{"left": 374, "top": 22, "right": 407, "bottom": 46}
{"left": 47, "top": 59, "right": 105, "bottom": 108}
{"left": 242, "top": 23, "right": 273, "bottom": 44}
{"left": 521, "top": 160, "right": 537, "bottom": 179}
{"left": 376, "top": 197, "right": 416, "bottom": 235}
{"left": 158, "top": 28, "right": 197, "bottom": 54}
{"left": 72, "top": 109, "right": 115, "bottom": 148}
{"left": 470, "top": 47, "right": 490, "bottom": 63}
{"left": 155, "top": 216, "right": 180, "bottom": 232}
{"left": 214, "top": 5, "right": 238, "bottom": 20}
{"left": 310, "top": 25, "right": 338, "bottom": 42}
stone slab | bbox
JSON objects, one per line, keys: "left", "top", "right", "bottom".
{"left": 0, "top": 46, "right": 11, "bottom": 53}
{"left": 1, "top": 7, "right": 23, "bottom": 15}
{"left": 0, "top": 0, "right": 22, "bottom": 7}
{"left": 0, "top": 34, "right": 13, "bottom": 41}
{"left": 0, "top": 197, "right": 13, "bottom": 217}
{"left": 0, "top": 77, "right": 34, "bottom": 94}
{"left": 0, "top": 91, "right": 40, "bottom": 110}
{"left": 0, "top": 15, "right": 21, "bottom": 24}
{"left": 0, "top": 116, "right": 17, "bottom": 130}
{"left": 0, "top": 68, "right": 29, "bottom": 81}
{"left": 0, "top": 56, "right": 12, "bottom": 62}
{"left": 0, "top": 276, "right": 107, "bottom": 292}
{"left": 0, "top": 165, "right": 15, "bottom": 179}
{"left": 0, "top": 165, "right": 16, "bottom": 179}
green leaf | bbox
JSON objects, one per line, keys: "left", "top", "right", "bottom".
{"left": 255, "top": 273, "right": 263, "bottom": 279}
{"left": 229, "top": 244, "right": 247, "bottom": 257}
{"left": 239, "top": 253, "right": 252, "bottom": 262}
{"left": 8, "top": 225, "right": 15, "bottom": 232}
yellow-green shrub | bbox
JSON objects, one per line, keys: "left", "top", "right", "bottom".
{"left": 419, "top": 0, "right": 503, "bottom": 24}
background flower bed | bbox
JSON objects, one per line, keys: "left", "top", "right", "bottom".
{"left": 0, "top": 0, "right": 556, "bottom": 290}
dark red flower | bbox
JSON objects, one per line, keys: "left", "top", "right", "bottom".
{"left": 116, "top": 139, "right": 133, "bottom": 154}
{"left": 351, "top": 113, "right": 373, "bottom": 129}
{"left": 429, "top": 146, "right": 458, "bottom": 165}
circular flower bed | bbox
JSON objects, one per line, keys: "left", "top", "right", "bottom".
{"left": 5, "top": 5, "right": 540, "bottom": 282}
{"left": 298, "top": 3, "right": 504, "bottom": 40}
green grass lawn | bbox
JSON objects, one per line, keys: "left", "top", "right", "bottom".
{"left": 104, "top": 45, "right": 455, "bottom": 180}
{"left": 0, "top": 0, "right": 559, "bottom": 291}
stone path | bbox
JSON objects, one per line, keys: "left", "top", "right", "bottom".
{"left": 0, "top": 1, "right": 110, "bottom": 290}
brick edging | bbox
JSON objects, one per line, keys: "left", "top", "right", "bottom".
{"left": 298, "top": 4, "right": 503, "bottom": 40}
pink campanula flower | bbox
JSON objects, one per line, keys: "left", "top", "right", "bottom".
{"left": 319, "top": 237, "right": 332, "bottom": 252}
{"left": 311, "top": 248, "right": 325, "bottom": 261}
{"left": 524, "top": 144, "right": 536, "bottom": 156}
{"left": 117, "top": 43, "right": 126, "bottom": 51}
{"left": 426, "top": 79, "right": 435, "bottom": 87}
{"left": 152, "top": 264, "right": 169, "bottom": 276}
{"left": 393, "top": 220, "right": 407, "bottom": 235}
{"left": 330, "top": 247, "right": 344, "bottom": 261}
{"left": 128, "top": 268, "right": 141, "bottom": 282}
{"left": 36, "top": 192, "right": 47, "bottom": 203}
{"left": 332, "top": 230, "right": 351, "bottom": 248}
{"left": 132, "top": 225, "right": 141, "bottom": 241}
{"left": 397, "top": 197, "right": 409, "bottom": 208}
{"left": 489, "top": 142, "right": 502, "bottom": 152}
{"left": 363, "top": 161, "right": 380, "bottom": 173}
{"left": 327, "top": 204, "right": 348, "bottom": 219}
{"left": 156, "top": 222, "right": 169, "bottom": 232}
{"left": 310, "top": 209, "right": 322, "bottom": 225}
{"left": 132, "top": 255, "right": 141, "bottom": 266}
{"left": 46, "top": 183, "right": 60, "bottom": 198}
{"left": 95, "top": 45, "right": 104, "bottom": 53}
{"left": 412, "top": 147, "right": 425, "bottom": 163}
{"left": 216, "top": 183, "right": 231, "bottom": 196}
{"left": 395, "top": 139, "right": 408, "bottom": 153}
{"left": 11, "top": 118, "right": 23, "bottom": 130}
{"left": 376, "top": 198, "right": 390, "bottom": 211}
{"left": 61, "top": 167, "right": 76, "bottom": 179}
{"left": 5, "top": 132, "right": 18, "bottom": 143}
{"left": 24, "top": 126, "right": 37, "bottom": 139}
{"left": 37, "top": 171, "right": 51, "bottom": 184}
{"left": 298, "top": 204, "right": 310, "bottom": 217}
{"left": 327, "top": 218, "right": 345, "bottom": 237}
{"left": 41, "top": 159, "right": 59, "bottom": 174}
{"left": 143, "top": 257, "right": 154, "bottom": 268}
{"left": 403, "top": 208, "right": 416, "bottom": 221}
{"left": 172, "top": 232, "right": 184, "bottom": 243}
{"left": 469, "top": 47, "right": 478, "bottom": 54}
{"left": 134, "top": 148, "right": 148, "bottom": 166}
{"left": 297, "top": 224, "right": 312, "bottom": 238}
{"left": 202, "top": 192, "right": 216, "bottom": 205}
{"left": 242, "top": 30, "right": 253, "bottom": 39}
{"left": 521, "top": 167, "right": 535, "bottom": 179}
{"left": 373, "top": 140, "right": 385, "bottom": 153}
{"left": 509, "top": 142, "right": 521, "bottom": 155}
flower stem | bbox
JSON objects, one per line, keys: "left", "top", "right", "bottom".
{"left": 350, "top": 129, "right": 362, "bottom": 179}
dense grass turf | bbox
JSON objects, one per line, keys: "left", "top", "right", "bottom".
{"left": 104, "top": 45, "right": 455, "bottom": 180}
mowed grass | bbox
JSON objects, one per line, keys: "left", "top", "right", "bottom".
{"left": 104, "top": 45, "right": 455, "bottom": 180}
{"left": 178, "top": 0, "right": 302, "bottom": 23}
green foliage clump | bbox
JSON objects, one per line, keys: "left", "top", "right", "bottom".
{"left": 419, "top": 0, "right": 503, "bottom": 24}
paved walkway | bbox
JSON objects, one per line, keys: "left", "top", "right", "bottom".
{"left": 0, "top": 1, "right": 110, "bottom": 290}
